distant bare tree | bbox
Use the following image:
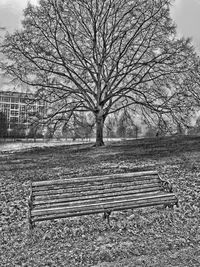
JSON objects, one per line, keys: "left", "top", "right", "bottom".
{"left": 62, "top": 112, "right": 95, "bottom": 141}
{"left": 1, "top": 0, "right": 199, "bottom": 145}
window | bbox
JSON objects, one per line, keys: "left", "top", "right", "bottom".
{"left": 20, "top": 105, "right": 26, "bottom": 111}
{"left": 3, "top": 104, "right": 10, "bottom": 108}
{"left": 10, "top": 117, "right": 18, "bottom": 123}
{"left": 4, "top": 109, "right": 9, "bottom": 114}
{"left": 2, "top": 97, "right": 10, "bottom": 102}
{"left": 11, "top": 104, "right": 19, "bottom": 109}
{"left": 11, "top": 110, "right": 19, "bottom": 116}
{"left": 20, "top": 98, "right": 26, "bottom": 103}
{"left": 11, "top": 97, "right": 19, "bottom": 103}
{"left": 2, "top": 104, "right": 10, "bottom": 112}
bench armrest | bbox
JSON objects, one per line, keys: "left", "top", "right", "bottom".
{"left": 160, "top": 180, "right": 173, "bottom": 193}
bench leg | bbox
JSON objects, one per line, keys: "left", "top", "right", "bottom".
{"left": 165, "top": 204, "right": 173, "bottom": 209}
{"left": 103, "top": 211, "right": 111, "bottom": 226}
{"left": 28, "top": 218, "right": 32, "bottom": 230}
{"left": 28, "top": 217, "right": 36, "bottom": 232}
{"left": 28, "top": 186, "right": 34, "bottom": 231}
{"left": 164, "top": 201, "right": 179, "bottom": 209}
{"left": 28, "top": 212, "right": 34, "bottom": 231}
{"left": 28, "top": 199, "right": 35, "bottom": 231}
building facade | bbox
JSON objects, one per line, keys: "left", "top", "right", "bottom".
{"left": 0, "top": 91, "right": 46, "bottom": 137}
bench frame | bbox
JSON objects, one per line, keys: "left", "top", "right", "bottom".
{"left": 28, "top": 171, "right": 178, "bottom": 229}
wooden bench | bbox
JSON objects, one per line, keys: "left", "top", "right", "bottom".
{"left": 28, "top": 171, "right": 178, "bottom": 229}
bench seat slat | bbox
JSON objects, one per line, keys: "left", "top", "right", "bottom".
{"left": 33, "top": 187, "right": 162, "bottom": 205}
{"left": 33, "top": 181, "right": 161, "bottom": 197}
{"left": 32, "top": 197, "right": 177, "bottom": 222}
{"left": 32, "top": 171, "right": 158, "bottom": 187}
{"left": 31, "top": 194, "right": 177, "bottom": 217}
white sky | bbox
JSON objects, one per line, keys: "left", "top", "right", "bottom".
{"left": 0, "top": 0, "right": 38, "bottom": 32}
{"left": 171, "top": 0, "right": 200, "bottom": 51}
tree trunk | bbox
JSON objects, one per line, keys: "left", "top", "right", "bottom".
{"left": 95, "top": 112, "right": 105, "bottom": 146}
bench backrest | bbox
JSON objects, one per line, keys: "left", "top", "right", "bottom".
{"left": 31, "top": 171, "right": 162, "bottom": 203}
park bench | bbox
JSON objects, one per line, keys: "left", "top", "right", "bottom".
{"left": 28, "top": 170, "right": 178, "bottom": 229}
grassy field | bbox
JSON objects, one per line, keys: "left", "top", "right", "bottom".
{"left": 1, "top": 136, "right": 200, "bottom": 266}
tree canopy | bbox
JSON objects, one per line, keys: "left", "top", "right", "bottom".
{"left": 1, "top": 0, "right": 199, "bottom": 145}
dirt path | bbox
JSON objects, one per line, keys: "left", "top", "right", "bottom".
{"left": 0, "top": 139, "right": 92, "bottom": 153}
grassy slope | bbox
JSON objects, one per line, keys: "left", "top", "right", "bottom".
{"left": 0, "top": 136, "right": 200, "bottom": 267}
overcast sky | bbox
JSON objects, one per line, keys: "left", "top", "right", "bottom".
{"left": 171, "top": 0, "right": 200, "bottom": 51}
{"left": 0, "top": 0, "right": 200, "bottom": 51}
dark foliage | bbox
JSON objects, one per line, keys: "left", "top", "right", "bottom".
{"left": 0, "top": 111, "right": 8, "bottom": 138}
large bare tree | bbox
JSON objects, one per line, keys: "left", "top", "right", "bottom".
{"left": 1, "top": 0, "right": 198, "bottom": 145}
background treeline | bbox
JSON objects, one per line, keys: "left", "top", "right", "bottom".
{"left": 1, "top": 110, "right": 200, "bottom": 141}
